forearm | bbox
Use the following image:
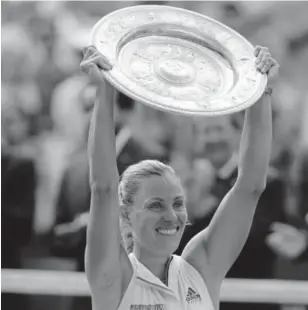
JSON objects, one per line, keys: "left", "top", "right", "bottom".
{"left": 238, "top": 92, "right": 272, "bottom": 190}
{"left": 88, "top": 84, "right": 119, "bottom": 188}
{"left": 86, "top": 83, "right": 121, "bottom": 279}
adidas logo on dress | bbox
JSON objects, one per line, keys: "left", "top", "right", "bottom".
{"left": 186, "top": 287, "right": 201, "bottom": 303}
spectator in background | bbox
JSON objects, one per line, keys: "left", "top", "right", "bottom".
{"left": 116, "top": 95, "right": 174, "bottom": 175}
{"left": 2, "top": 105, "right": 37, "bottom": 268}
{"left": 296, "top": 93, "right": 308, "bottom": 220}
{"left": 266, "top": 93, "right": 308, "bottom": 264}
{"left": 34, "top": 75, "right": 90, "bottom": 237}
{"left": 175, "top": 112, "right": 286, "bottom": 310}
{"left": 2, "top": 23, "right": 43, "bottom": 126}
{"left": 2, "top": 103, "right": 37, "bottom": 310}
{"left": 1, "top": 36, "right": 41, "bottom": 266}
{"left": 266, "top": 220, "right": 308, "bottom": 262}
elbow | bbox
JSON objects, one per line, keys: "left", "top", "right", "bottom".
{"left": 90, "top": 180, "right": 119, "bottom": 197}
{"left": 89, "top": 170, "right": 119, "bottom": 193}
{"left": 251, "top": 183, "right": 266, "bottom": 198}
{"left": 236, "top": 177, "right": 266, "bottom": 198}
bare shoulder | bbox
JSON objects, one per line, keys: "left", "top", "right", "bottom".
{"left": 181, "top": 230, "right": 221, "bottom": 310}
{"left": 90, "top": 246, "right": 133, "bottom": 310}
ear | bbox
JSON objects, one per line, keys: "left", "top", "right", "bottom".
{"left": 120, "top": 208, "right": 130, "bottom": 222}
{"left": 128, "top": 209, "right": 136, "bottom": 226}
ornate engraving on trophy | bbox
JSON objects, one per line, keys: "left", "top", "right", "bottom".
{"left": 155, "top": 59, "right": 196, "bottom": 84}
{"left": 93, "top": 5, "right": 266, "bottom": 115}
{"left": 119, "top": 15, "right": 136, "bottom": 28}
{"left": 147, "top": 12, "right": 155, "bottom": 21}
{"left": 231, "top": 96, "right": 238, "bottom": 103}
{"left": 126, "top": 38, "right": 226, "bottom": 102}
{"left": 133, "top": 51, "right": 153, "bottom": 63}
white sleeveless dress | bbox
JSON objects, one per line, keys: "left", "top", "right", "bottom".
{"left": 118, "top": 253, "right": 215, "bottom": 310}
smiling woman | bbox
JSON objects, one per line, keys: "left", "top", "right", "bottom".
{"left": 119, "top": 160, "right": 187, "bottom": 254}
{"left": 119, "top": 160, "right": 187, "bottom": 253}
{"left": 80, "top": 39, "right": 278, "bottom": 310}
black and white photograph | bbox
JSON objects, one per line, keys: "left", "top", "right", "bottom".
{"left": 2, "top": 1, "right": 308, "bottom": 310}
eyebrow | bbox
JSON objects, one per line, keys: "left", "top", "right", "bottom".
{"left": 174, "top": 196, "right": 185, "bottom": 201}
{"left": 146, "top": 197, "right": 165, "bottom": 203}
{"left": 145, "top": 196, "right": 184, "bottom": 204}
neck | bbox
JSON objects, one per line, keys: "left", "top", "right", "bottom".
{"left": 133, "top": 246, "right": 171, "bottom": 282}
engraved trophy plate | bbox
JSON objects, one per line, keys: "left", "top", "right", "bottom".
{"left": 90, "top": 5, "right": 267, "bottom": 116}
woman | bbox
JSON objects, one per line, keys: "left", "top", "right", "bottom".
{"left": 80, "top": 45, "right": 279, "bottom": 310}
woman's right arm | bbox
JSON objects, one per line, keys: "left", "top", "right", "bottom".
{"left": 81, "top": 46, "right": 132, "bottom": 308}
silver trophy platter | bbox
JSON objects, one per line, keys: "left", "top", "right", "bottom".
{"left": 90, "top": 5, "right": 267, "bottom": 116}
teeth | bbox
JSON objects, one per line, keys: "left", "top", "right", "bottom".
{"left": 157, "top": 229, "right": 177, "bottom": 235}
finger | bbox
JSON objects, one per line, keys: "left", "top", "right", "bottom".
{"left": 81, "top": 54, "right": 111, "bottom": 72}
{"left": 261, "top": 58, "right": 273, "bottom": 74}
{"left": 255, "top": 46, "right": 268, "bottom": 60}
{"left": 85, "top": 50, "right": 102, "bottom": 65}
{"left": 82, "top": 46, "right": 89, "bottom": 57}
{"left": 257, "top": 51, "right": 270, "bottom": 66}
{"left": 82, "top": 45, "right": 96, "bottom": 59}
{"left": 83, "top": 46, "right": 112, "bottom": 65}
{"left": 255, "top": 46, "right": 268, "bottom": 61}
{"left": 85, "top": 53, "right": 112, "bottom": 70}
{"left": 256, "top": 53, "right": 271, "bottom": 72}
{"left": 254, "top": 45, "right": 262, "bottom": 57}
{"left": 96, "top": 54, "right": 113, "bottom": 70}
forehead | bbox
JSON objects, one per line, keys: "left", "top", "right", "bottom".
{"left": 137, "top": 174, "right": 183, "bottom": 202}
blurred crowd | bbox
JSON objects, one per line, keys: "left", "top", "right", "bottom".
{"left": 2, "top": 2, "right": 308, "bottom": 310}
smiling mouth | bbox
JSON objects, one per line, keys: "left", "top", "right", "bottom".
{"left": 155, "top": 226, "right": 180, "bottom": 236}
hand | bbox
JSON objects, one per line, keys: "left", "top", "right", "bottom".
{"left": 254, "top": 45, "right": 279, "bottom": 89}
{"left": 80, "top": 45, "right": 113, "bottom": 85}
{"left": 80, "top": 45, "right": 116, "bottom": 108}
{"left": 266, "top": 222, "right": 308, "bottom": 259}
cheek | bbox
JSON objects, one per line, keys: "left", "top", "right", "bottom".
{"left": 133, "top": 211, "right": 157, "bottom": 237}
{"left": 178, "top": 210, "right": 188, "bottom": 224}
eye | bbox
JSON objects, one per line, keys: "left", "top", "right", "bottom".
{"left": 148, "top": 201, "right": 164, "bottom": 211}
{"left": 173, "top": 200, "right": 184, "bottom": 210}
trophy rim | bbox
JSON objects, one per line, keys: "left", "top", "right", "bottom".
{"left": 90, "top": 5, "right": 268, "bottom": 117}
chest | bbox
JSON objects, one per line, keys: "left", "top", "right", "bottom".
{"left": 123, "top": 279, "right": 208, "bottom": 310}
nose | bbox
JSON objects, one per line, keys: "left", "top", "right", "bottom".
{"left": 163, "top": 208, "right": 178, "bottom": 223}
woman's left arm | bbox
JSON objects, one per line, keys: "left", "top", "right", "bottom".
{"left": 182, "top": 46, "right": 279, "bottom": 301}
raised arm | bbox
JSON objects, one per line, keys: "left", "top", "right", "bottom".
{"left": 182, "top": 46, "right": 279, "bottom": 306}
{"left": 80, "top": 47, "right": 132, "bottom": 308}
